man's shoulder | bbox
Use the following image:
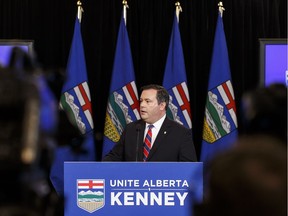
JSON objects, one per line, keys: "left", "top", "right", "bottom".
{"left": 165, "top": 117, "right": 187, "bottom": 127}
{"left": 164, "top": 117, "right": 191, "bottom": 132}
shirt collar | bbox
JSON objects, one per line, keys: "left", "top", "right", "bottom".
{"left": 145, "top": 114, "right": 166, "bottom": 130}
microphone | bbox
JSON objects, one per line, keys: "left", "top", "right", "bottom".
{"left": 135, "top": 124, "right": 141, "bottom": 162}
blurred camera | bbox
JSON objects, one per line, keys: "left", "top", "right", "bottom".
{"left": 0, "top": 48, "right": 62, "bottom": 216}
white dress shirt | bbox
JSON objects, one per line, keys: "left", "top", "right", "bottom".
{"left": 144, "top": 114, "right": 166, "bottom": 147}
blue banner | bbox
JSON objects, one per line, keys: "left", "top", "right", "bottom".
{"left": 64, "top": 162, "right": 203, "bottom": 216}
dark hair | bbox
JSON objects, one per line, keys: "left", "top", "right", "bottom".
{"left": 196, "top": 135, "right": 287, "bottom": 216}
{"left": 241, "top": 83, "right": 287, "bottom": 143}
{"left": 141, "top": 84, "right": 169, "bottom": 110}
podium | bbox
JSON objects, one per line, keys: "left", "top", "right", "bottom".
{"left": 64, "top": 162, "right": 203, "bottom": 216}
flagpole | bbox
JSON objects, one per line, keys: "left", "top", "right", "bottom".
{"left": 77, "top": 0, "right": 84, "bottom": 23}
{"left": 122, "top": 0, "right": 129, "bottom": 25}
{"left": 175, "top": 2, "right": 182, "bottom": 23}
{"left": 218, "top": 1, "right": 225, "bottom": 17}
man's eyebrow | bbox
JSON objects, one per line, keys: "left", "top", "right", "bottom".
{"left": 140, "top": 98, "right": 152, "bottom": 101}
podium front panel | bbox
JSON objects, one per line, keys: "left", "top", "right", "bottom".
{"left": 64, "top": 162, "right": 203, "bottom": 216}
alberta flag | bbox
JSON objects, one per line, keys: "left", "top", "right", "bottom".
{"left": 50, "top": 14, "right": 96, "bottom": 196}
{"left": 200, "top": 13, "right": 238, "bottom": 162}
{"left": 163, "top": 13, "right": 192, "bottom": 129}
{"left": 102, "top": 15, "right": 140, "bottom": 158}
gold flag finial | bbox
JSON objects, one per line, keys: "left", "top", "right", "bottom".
{"left": 175, "top": 2, "right": 182, "bottom": 23}
{"left": 218, "top": 1, "right": 225, "bottom": 17}
{"left": 122, "top": 0, "right": 129, "bottom": 7}
{"left": 122, "top": 0, "right": 129, "bottom": 25}
{"left": 77, "top": 0, "right": 84, "bottom": 22}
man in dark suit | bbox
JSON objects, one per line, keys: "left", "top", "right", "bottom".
{"left": 103, "top": 84, "right": 197, "bottom": 162}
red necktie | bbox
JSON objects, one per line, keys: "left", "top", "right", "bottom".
{"left": 143, "top": 125, "right": 153, "bottom": 161}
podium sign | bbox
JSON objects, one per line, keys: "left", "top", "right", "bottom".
{"left": 64, "top": 162, "right": 203, "bottom": 216}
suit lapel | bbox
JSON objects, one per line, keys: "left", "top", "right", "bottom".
{"left": 147, "top": 117, "right": 170, "bottom": 160}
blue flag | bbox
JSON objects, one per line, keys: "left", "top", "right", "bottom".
{"left": 102, "top": 15, "right": 140, "bottom": 158}
{"left": 163, "top": 14, "right": 192, "bottom": 129}
{"left": 50, "top": 16, "right": 96, "bottom": 196}
{"left": 200, "top": 13, "right": 238, "bottom": 162}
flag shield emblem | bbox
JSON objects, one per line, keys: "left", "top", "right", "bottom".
{"left": 203, "top": 80, "right": 237, "bottom": 143}
{"left": 104, "top": 81, "right": 139, "bottom": 143}
{"left": 60, "top": 81, "right": 93, "bottom": 134}
{"left": 77, "top": 179, "right": 105, "bottom": 213}
{"left": 166, "top": 82, "right": 192, "bottom": 128}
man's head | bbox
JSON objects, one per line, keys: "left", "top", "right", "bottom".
{"left": 241, "top": 83, "right": 287, "bottom": 143}
{"left": 139, "top": 84, "right": 169, "bottom": 124}
{"left": 196, "top": 135, "right": 287, "bottom": 216}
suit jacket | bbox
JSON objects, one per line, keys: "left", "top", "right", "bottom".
{"left": 103, "top": 117, "right": 197, "bottom": 162}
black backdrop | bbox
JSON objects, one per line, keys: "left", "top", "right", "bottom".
{"left": 0, "top": 0, "right": 287, "bottom": 159}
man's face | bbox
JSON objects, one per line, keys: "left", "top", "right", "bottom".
{"left": 139, "top": 89, "right": 165, "bottom": 124}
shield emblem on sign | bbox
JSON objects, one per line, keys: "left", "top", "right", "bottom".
{"left": 77, "top": 179, "right": 105, "bottom": 213}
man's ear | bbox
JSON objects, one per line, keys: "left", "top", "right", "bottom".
{"left": 160, "top": 102, "right": 166, "bottom": 111}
